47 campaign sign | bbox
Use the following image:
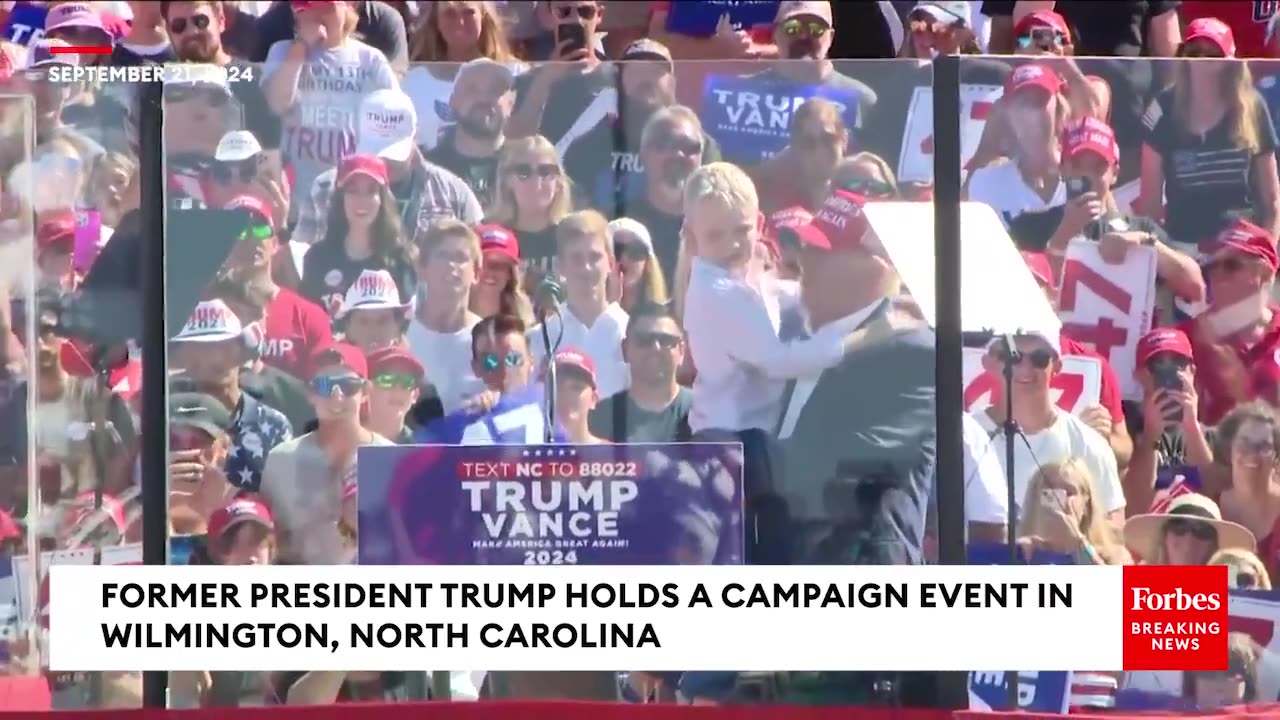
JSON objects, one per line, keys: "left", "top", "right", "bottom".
{"left": 358, "top": 442, "right": 745, "bottom": 566}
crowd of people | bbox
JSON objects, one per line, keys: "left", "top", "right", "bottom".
{"left": 2, "top": 0, "right": 1280, "bottom": 712}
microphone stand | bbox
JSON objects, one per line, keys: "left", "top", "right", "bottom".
{"left": 541, "top": 317, "right": 557, "bottom": 444}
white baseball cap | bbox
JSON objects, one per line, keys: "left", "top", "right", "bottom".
{"left": 356, "top": 89, "right": 417, "bottom": 162}
{"left": 214, "top": 130, "right": 262, "bottom": 162}
{"left": 173, "top": 299, "right": 243, "bottom": 343}
{"left": 338, "top": 269, "right": 409, "bottom": 319}
{"left": 454, "top": 57, "right": 515, "bottom": 93}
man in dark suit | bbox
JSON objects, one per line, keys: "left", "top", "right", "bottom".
{"left": 771, "top": 189, "right": 938, "bottom": 704}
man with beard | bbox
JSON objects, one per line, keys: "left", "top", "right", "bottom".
{"left": 732, "top": 1, "right": 875, "bottom": 164}
{"left": 162, "top": 2, "right": 280, "bottom": 150}
{"left": 563, "top": 38, "right": 721, "bottom": 212}
{"left": 425, "top": 58, "right": 515, "bottom": 210}
{"left": 621, "top": 106, "right": 707, "bottom": 286}
{"left": 294, "top": 88, "right": 482, "bottom": 247}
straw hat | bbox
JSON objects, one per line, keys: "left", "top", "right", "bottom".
{"left": 1124, "top": 494, "right": 1256, "bottom": 560}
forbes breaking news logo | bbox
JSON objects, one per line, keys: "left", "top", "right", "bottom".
{"left": 1122, "top": 565, "right": 1228, "bottom": 671}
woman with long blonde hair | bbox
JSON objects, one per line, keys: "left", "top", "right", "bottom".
{"left": 487, "top": 136, "right": 573, "bottom": 294}
{"left": 1139, "top": 19, "right": 1280, "bottom": 248}
{"left": 405, "top": 1, "right": 525, "bottom": 150}
{"left": 1018, "top": 458, "right": 1130, "bottom": 565}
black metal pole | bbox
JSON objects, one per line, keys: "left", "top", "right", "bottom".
{"left": 1001, "top": 342, "right": 1020, "bottom": 711}
{"left": 139, "top": 79, "right": 169, "bottom": 709}
{"left": 931, "top": 53, "right": 968, "bottom": 711}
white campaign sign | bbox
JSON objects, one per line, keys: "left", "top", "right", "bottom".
{"left": 11, "top": 543, "right": 141, "bottom": 668}
{"left": 961, "top": 348, "right": 1102, "bottom": 415}
{"left": 897, "top": 84, "right": 1003, "bottom": 184}
{"left": 1058, "top": 241, "right": 1157, "bottom": 401}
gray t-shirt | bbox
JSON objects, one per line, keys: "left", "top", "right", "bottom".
{"left": 262, "top": 38, "right": 398, "bottom": 221}
{"left": 260, "top": 430, "right": 394, "bottom": 565}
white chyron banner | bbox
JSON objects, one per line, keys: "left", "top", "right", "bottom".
{"left": 48, "top": 565, "right": 1124, "bottom": 672}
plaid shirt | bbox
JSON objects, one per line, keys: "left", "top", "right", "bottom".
{"left": 292, "top": 149, "right": 482, "bottom": 246}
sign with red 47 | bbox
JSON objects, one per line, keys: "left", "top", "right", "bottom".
{"left": 896, "top": 84, "right": 1002, "bottom": 184}
{"left": 1058, "top": 241, "right": 1158, "bottom": 402}
{"left": 961, "top": 347, "right": 1102, "bottom": 414}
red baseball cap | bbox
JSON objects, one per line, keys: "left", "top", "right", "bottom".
{"left": 309, "top": 341, "right": 369, "bottom": 380}
{"left": 224, "top": 194, "right": 274, "bottom": 231}
{"left": 1184, "top": 17, "right": 1236, "bottom": 57}
{"left": 1210, "top": 219, "right": 1279, "bottom": 272}
{"left": 207, "top": 497, "right": 275, "bottom": 545}
{"left": 1062, "top": 116, "right": 1119, "bottom": 167}
{"left": 37, "top": 211, "right": 76, "bottom": 252}
{"left": 765, "top": 206, "right": 813, "bottom": 244}
{"left": 781, "top": 190, "right": 869, "bottom": 252}
{"left": 1014, "top": 10, "right": 1070, "bottom": 41}
{"left": 336, "top": 154, "right": 389, "bottom": 188}
{"left": 1021, "top": 250, "right": 1056, "bottom": 291}
{"left": 366, "top": 344, "right": 425, "bottom": 382}
{"left": 0, "top": 506, "right": 19, "bottom": 542}
{"left": 553, "top": 348, "right": 597, "bottom": 388}
{"left": 1005, "top": 62, "right": 1063, "bottom": 98}
{"left": 1135, "top": 327, "right": 1194, "bottom": 367}
{"left": 476, "top": 223, "right": 520, "bottom": 263}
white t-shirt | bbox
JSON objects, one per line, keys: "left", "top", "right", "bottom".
{"left": 406, "top": 315, "right": 484, "bottom": 414}
{"left": 970, "top": 409, "right": 1125, "bottom": 518}
{"left": 528, "top": 303, "right": 630, "bottom": 399}
{"left": 963, "top": 412, "right": 1009, "bottom": 525}
{"left": 966, "top": 160, "right": 1066, "bottom": 229}
{"left": 262, "top": 38, "right": 398, "bottom": 220}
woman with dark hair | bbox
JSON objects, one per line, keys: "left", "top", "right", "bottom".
{"left": 469, "top": 223, "right": 534, "bottom": 324}
{"left": 300, "top": 155, "right": 418, "bottom": 320}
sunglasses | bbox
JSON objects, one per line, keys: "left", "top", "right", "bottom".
{"left": 835, "top": 176, "right": 895, "bottom": 198}
{"left": 631, "top": 331, "right": 681, "bottom": 350}
{"left": 211, "top": 157, "right": 259, "bottom": 185}
{"left": 1017, "top": 28, "right": 1067, "bottom": 50}
{"left": 240, "top": 223, "right": 273, "bottom": 243}
{"left": 1165, "top": 518, "right": 1217, "bottom": 542}
{"left": 653, "top": 133, "right": 702, "bottom": 157}
{"left": 615, "top": 242, "right": 649, "bottom": 263}
{"left": 1206, "top": 256, "right": 1248, "bottom": 275}
{"left": 782, "top": 18, "right": 829, "bottom": 37}
{"left": 555, "top": 4, "right": 598, "bottom": 21}
{"left": 372, "top": 372, "right": 418, "bottom": 390}
{"left": 509, "top": 163, "right": 559, "bottom": 180}
{"left": 995, "top": 346, "right": 1055, "bottom": 369}
{"left": 165, "top": 85, "right": 231, "bottom": 107}
{"left": 1236, "top": 571, "right": 1258, "bottom": 589}
{"left": 169, "top": 14, "right": 211, "bottom": 35}
{"left": 480, "top": 351, "right": 525, "bottom": 371}
{"left": 170, "top": 430, "right": 214, "bottom": 452}
{"left": 309, "top": 374, "right": 366, "bottom": 396}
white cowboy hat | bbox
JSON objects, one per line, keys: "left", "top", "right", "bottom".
{"left": 1124, "top": 493, "right": 1256, "bottom": 560}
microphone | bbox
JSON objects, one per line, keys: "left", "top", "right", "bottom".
{"left": 534, "top": 275, "right": 564, "bottom": 320}
{"left": 1001, "top": 333, "right": 1021, "bottom": 362}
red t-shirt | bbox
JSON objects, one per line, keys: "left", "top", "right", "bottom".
{"left": 1059, "top": 333, "right": 1125, "bottom": 424}
{"left": 1177, "top": 307, "right": 1280, "bottom": 425}
{"left": 259, "top": 287, "right": 332, "bottom": 380}
{"left": 1181, "top": 1, "right": 1276, "bottom": 58}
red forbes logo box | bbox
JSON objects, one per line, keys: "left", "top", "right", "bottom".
{"left": 1123, "top": 565, "right": 1228, "bottom": 671}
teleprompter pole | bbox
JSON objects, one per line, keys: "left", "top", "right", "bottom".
{"left": 139, "top": 79, "right": 170, "bottom": 709}
{"left": 931, "top": 53, "right": 969, "bottom": 712}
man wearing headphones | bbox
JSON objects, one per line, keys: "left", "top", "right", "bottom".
{"left": 170, "top": 296, "right": 293, "bottom": 492}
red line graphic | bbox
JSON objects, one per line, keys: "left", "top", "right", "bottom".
{"left": 50, "top": 46, "right": 112, "bottom": 55}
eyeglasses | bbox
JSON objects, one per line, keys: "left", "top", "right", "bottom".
{"left": 165, "top": 85, "right": 231, "bottom": 107}
{"left": 653, "top": 133, "right": 702, "bottom": 157}
{"left": 309, "top": 374, "right": 366, "bottom": 396}
{"left": 1165, "top": 518, "right": 1217, "bottom": 542}
{"left": 1017, "top": 28, "right": 1067, "bottom": 50}
{"left": 211, "top": 158, "right": 259, "bottom": 185}
{"left": 994, "top": 346, "right": 1055, "bottom": 369}
{"left": 480, "top": 351, "right": 525, "bottom": 371}
{"left": 509, "top": 163, "right": 560, "bottom": 180}
{"left": 555, "top": 4, "right": 598, "bottom": 21}
{"left": 240, "top": 223, "right": 273, "bottom": 243}
{"left": 782, "top": 18, "right": 829, "bottom": 37}
{"left": 631, "top": 331, "right": 681, "bottom": 350}
{"left": 835, "top": 176, "right": 896, "bottom": 198}
{"left": 615, "top": 242, "right": 649, "bottom": 263}
{"left": 169, "top": 14, "right": 211, "bottom": 35}
{"left": 372, "top": 372, "right": 418, "bottom": 390}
